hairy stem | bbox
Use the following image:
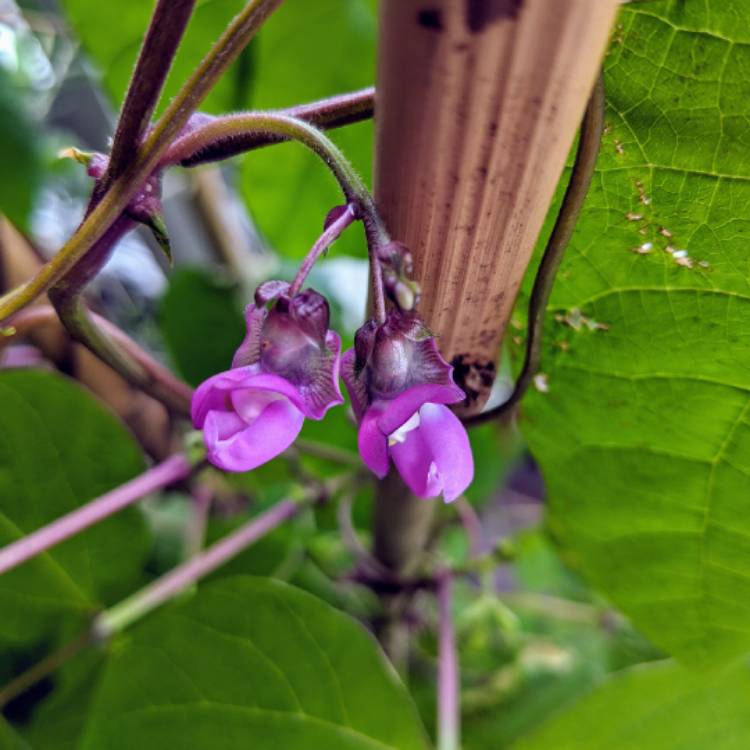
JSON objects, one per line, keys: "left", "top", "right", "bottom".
{"left": 289, "top": 204, "right": 356, "bottom": 295}
{"left": 164, "top": 113, "right": 382, "bottom": 230}
{"left": 5, "top": 87, "right": 375, "bottom": 391}
{"left": 93, "top": 498, "right": 302, "bottom": 639}
{"left": 0, "top": 0, "right": 283, "bottom": 323}
{"left": 0, "top": 455, "right": 192, "bottom": 576}
{"left": 105, "top": 0, "right": 196, "bottom": 183}
{"left": 167, "top": 111, "right": 391, "bottom": 317}
{"left": 176, "top": 87, "right": 375, "bottom": 167}
{"left": 55, "top": 296, "right": 192, "bottom": 414}
{"left": 466, "top": 74, "right": 605, "bottom": 427}
{"left": 437, "top": 571, "right": 459, "bottom": 750}
{"left": 3, "top": 304, "right": 193, "bottom": 414}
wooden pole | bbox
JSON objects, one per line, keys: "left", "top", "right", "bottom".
{"left": 374, "top": 0, "right": 619, "bottom": 414}
{"left": 371, "top": 0, "right": 619, "bottom": 662}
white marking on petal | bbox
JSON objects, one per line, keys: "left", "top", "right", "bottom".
{"left": 388, "top": 411, "right": 421, "bottom": 446}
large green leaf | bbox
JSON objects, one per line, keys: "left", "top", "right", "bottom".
{"left": 79, "top": 576, "right": 429, "bottom": 749}
{"left": 241, "top": 0, "right": 376, "bottom": 259}
{"left": 521, "top": 0, "right": 750, "bottom": 665}
{"left": 0, "top": 717, "right": 30, "bottom": 750}
{"left": 0, "top": 370, "right": 148, "bottom": 647}
{"left": 61, "top": 0, "right": 253, "bottom": 115}
{"left": 513, "top": 660, "right": 750, "bottom": 750}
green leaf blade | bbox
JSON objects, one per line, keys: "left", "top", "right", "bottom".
{"left": 521, "top": 0, "right": 750, "bottom": 666}
{"left": 513, "top": 660, "right": 750, "bottom": 750}
{"left": 80, "top": 577, "right": 429, "bottom": 749}
{"left": 0, "top": 370, "right": 149, "bottom": 647}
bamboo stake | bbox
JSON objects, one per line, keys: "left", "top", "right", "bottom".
{"left": 371, "top": 0, "right": 619, "bottom": 662}
{"left": 374, "top": 0, "right": 619, "bottom": 414}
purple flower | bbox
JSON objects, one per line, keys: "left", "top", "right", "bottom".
{"left": 192, "top": 284, "right": 343, "bottom": 472}
{"left": 342, "top": 311, "right": 473, "bottom": 503}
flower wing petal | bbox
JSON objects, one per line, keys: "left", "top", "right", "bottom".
{"left": 410, "top": 334, "right": 458, "bottom": 386}
{"left": 203, "top": 398, "right": 304, "bottom": 472}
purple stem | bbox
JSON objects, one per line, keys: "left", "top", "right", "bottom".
{"left": 437, "top": 571, "right": 460, "bottom": 750}
{"left": 173, "top": 87, "right": 375, "bottom": 167}
{"left": 289, "top": 204, "right": 357, "bottom": 295}
{"left": 105, "top": 0, "right": 197, "bottom": 183}
{"left": 94, "top": 498, "right": 300, "bottom": 638}
{"left": 5, "top": 304, "right": 193, "bottom": 415}
{"left": 369, "top": 246, "right": 388, "bottom": 324}
{"left": 0, "top": 454, "right": 192, "bottom": 576}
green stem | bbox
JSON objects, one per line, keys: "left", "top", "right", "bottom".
{"left": 289, "top": 204, "right": 356, "bottom": 295}
{"left": 174, "top": 87, "right": 375, "bottom": 167}
{"left": 73, "top": 301, "right": 192, "bottom": 413}
{"left": 167, "top": 112, "right": 388, "bottom": 241}
{"left": 53, "top": 294, "right": 147, "bottom": 383}
{"left": 0, "top": 0, "right": 283, "bottom": 323}
{"left": 94, "top": 499, "right": 302, "bottom": 639}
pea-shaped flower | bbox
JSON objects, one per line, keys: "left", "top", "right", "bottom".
{"left": 342, "top": 311, "right": 473, "bottom": 502}
{"left": 192, "top": 283, "right": 343, "bottom": 471}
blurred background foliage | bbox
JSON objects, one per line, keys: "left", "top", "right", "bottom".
{"left": 1, "top": 0, "right": 749, "bottom": 748}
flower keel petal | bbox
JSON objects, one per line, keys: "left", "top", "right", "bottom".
{"left": 418, "top": 402, "right": 473, "bottom": 503}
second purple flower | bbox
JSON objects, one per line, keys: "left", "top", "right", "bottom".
{"left": 342, "top": 311, "right": 474, "bottom": 503}
{"left": 192, "top": 282, "right": 343, "bottom": 472}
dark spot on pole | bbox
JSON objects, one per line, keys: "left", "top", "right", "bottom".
{"left": 451, "top": 354, "right": 496, "bottom": 411}
{"left": 417, "top": 9, "right": 443, "bottom": 31}
{"left": 465, "top": 0, "right": 523, "bottom": 33}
